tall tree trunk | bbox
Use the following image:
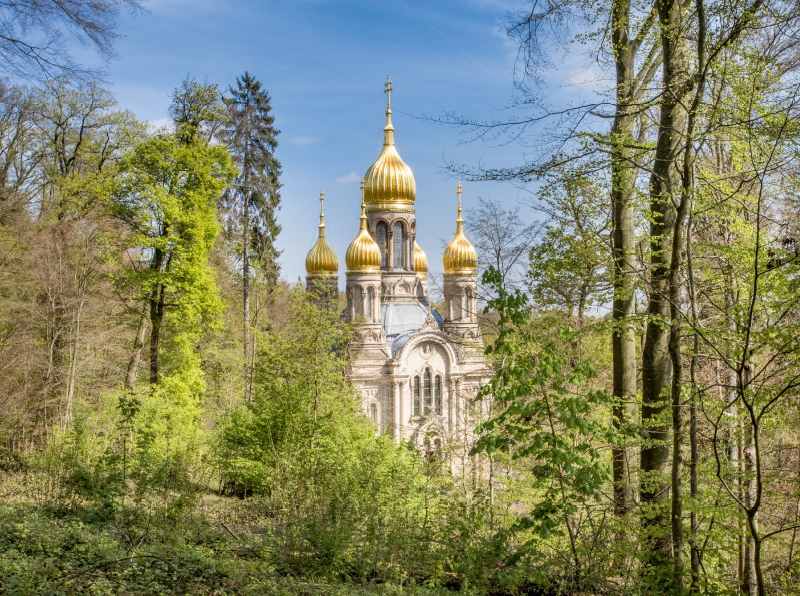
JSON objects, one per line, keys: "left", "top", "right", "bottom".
{"left": 687, "top": 216, "right": 701, "bottom": 592}
{"left": 743, "top": 362, "right": 759, "bottom": 596}
{"left": 641, "top": 0, "right": 691, "bottom": 569}
{"left": 125, "top": 303, "right": 149, "bottom": 392}
{"left": 148, "top": 243, "right": 166, "bottom": 385}
{"left": 242, "top": 162, "right": 251, "bottom": 402}
{"left": 149, "top": 282, "right": 164, "bottom": 385}
{"left": 63, "top": 301, "right": 82, "bottom": 428}
{"left": 610, "top": 0, "right": 652, "bottom": 517}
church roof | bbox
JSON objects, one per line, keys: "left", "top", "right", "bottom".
{"left": 382, "top": 301, "right": 443, "bottom": 356}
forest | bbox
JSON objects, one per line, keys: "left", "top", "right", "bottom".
{"left": 1, "top": 0, "right": 800, "bottom": 595}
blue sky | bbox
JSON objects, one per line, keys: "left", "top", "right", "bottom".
{"left": 103, "top": 0, "right": 602, "bottom": 284}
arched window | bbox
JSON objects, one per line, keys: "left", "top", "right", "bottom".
{"left": 369, "top": 403, "right": 377, "bottom": 422}
{"left": 413, "top": 376, "right": 420, "bottom": 415}
{"left": 376, "top": 222, "right": 388, "bottom": 268}
{"left": 392, "top": 221, "right": 405, "bottom": 269}
{"left": 434, "top": 375, "right": 442, "bottom": 416}
{"left": 354, "top": 285, "right": 364, "bottom": 318}
{"left": 465, "top": 287, "right": 473, "bottom": 321}
{"left": 365, "top": 287, "right": 374, "bottom": 321}
{"left": 423, "top": 369, "right": 431, "bottom": 415}
{"left": 455, "top": 297, "right": 462, "bottom": 321}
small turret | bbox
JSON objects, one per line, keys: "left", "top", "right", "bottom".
{"left": 443, "top": 183, "right": 479, "bottom": 335}
{"left": 305, "top": 189, "right": 339, "bottom": 300}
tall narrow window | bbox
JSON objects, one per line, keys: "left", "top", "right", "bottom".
{"left": 423, "top": 369, "right": 431, "bottom": 415}
{"left": 354, "top": 286, "right": 364, "bottom": 318}
{"left": 376, "top": 222, "right": 388, "bottom": 268}
{"left": 413, "top": 377, "right": 420, "bottom": 415}
{"left": 369, "top": 403, "right": 377, "bottom": 422}
{"left": 365, "top": 287, "right": 374, "bottom": 321}
{"left": 392, "top": 221, "right": 405, "bottom": 269}
{"left": 434, "top": 376, "right": 442, "bottom": 416}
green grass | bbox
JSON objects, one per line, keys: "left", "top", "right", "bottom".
{"left": 0, "top": 476, "right": 461, "bottom": 596}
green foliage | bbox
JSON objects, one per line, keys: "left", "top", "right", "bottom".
{"left": 215, "top": 289, "right": 433, "bottom": 581}
{"left": 527, "top": 167, "right": 610, "bottom": 323}
{"left": 473, "top": 267, "right": 617, "bottom": 563}
{"left": 222, "top": 71, "right": 283, "bottom": 282}
{"left": 110, "top": 132, "right": 236, "bottom": 379}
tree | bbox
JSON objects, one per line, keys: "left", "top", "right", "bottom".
{"left": 221, "top": 72, "right": 282, "bottom": 401}
{"left": 527, "top": 167, "right": 611, "bottom": 330}
{"left": 472, "top": 266, "right": 619, "bottom": 589}
{"left": 0, "top": 0, "right": 144, "bottom": 81}
{"left": 31, "top": 77, "right": 144, "bottom": 220}
{"left": 464, "top": 197, "right": 540, "bottom": 293}
{"left": 111, "top": 133, "right": 235, "bottom": 385}
{"left": 442, "top": 0, "right": 662, "bottom": 520}
{"left": 169, "top": 78, "right": 226, "bottom": 146}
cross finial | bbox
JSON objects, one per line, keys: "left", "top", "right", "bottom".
{"left": 318, "top": 189, "right": 326, "bottom": 236}
{"left": 384, "top": 76, "right": 393, "bottom": 109}
{"left": 456, "top": 182, "right": 463, "bottom": 229}
{"left": 359, "top": 177, "right": 368, "bottom": 229}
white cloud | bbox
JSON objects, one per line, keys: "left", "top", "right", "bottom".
{"left": 337, "top": 172, "right": 359, "bottom": 184}
{"left": 291, "top": 136, "right": 318, "bottom": 146}
{"left": 148, "top": 117, "right": 172, "bottom": 131}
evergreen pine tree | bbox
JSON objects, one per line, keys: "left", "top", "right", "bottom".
{"left": 222, "top": 72, "right": 282, "bottom": 401}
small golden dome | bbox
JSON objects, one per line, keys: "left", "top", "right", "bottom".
{"left": 346, "top": 180, "right": 382, "bottom": 273}
{"left": 443, "top": 182, "right": 477, "bottom": 275}
{"left": 414, "top": 242, "right": 428, "bottom": 275}
{"left": 363, "top": 77, "right": 416, "bottom": 213}
{"left": 305, "top": 190, "right": 339, "bottom": 276}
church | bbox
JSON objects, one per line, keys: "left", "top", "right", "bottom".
{"left": 303, "top": 78, "right": 492, "bottom": 451}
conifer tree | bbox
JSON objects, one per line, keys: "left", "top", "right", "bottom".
{"left": 222, "top": 72, "right": 282, "bottom": 401}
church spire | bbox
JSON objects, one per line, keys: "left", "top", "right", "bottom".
{"left": 345, "top": 178, "right": 381, "bottom": 272}
{"left": 383, "top": 75, "right": 394, "bottom": 146}
{"left": 317, "top": 188, "right": 326, "bottom": 238}
{"left": 443, "top": 181, "right": 477, "bottom": 275}
{"left": 304, "top": 188, "right": 338, "bottom": 277}
{"left": 455, "top": 181, "right": 464, "bottom": 233}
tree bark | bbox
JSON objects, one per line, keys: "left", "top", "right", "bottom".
{"left": 610, "top": 0, "right": 653, "bottom": 517}
{"left": 641, "top": 0, "right": 691, "bottom": 568}
{"left": 743, "top": 363, "right": 758, "bottom": 596}
{"left": 148, "top": 244, "right": 166, "bottom": 385}
{"left": 242, "top": 160, "right": 252, "bottom": 403}
{"left": 149, "top": 282, "right": 164, "bottom": 385}
{"left": 124, "top": 303, "right": 149, "bottom": 392}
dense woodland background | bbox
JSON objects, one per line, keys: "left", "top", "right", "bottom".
{"left": 1, "top": 0, "right": 800, "bottom": 595}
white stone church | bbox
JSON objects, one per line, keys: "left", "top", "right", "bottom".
{"left": 303, "top": 78, "right": 492, "bottom": 451}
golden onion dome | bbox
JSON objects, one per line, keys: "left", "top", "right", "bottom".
{"left": 414, "top": 242, "right": 428, "bottom": 275}
{"left": 346, "top": 180, "right": 382, "bottom": 273}
{"left": 363, "top": 76, "right": 416, "bottom": 213}
{"left": 305, "top": 189, "right": 339, "bottom": 276}
{"left": 443, "top": 182, "right": 477, "bottom": 275}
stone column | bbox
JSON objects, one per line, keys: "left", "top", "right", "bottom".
{"left": 445, "top": 378, "right": 453, "bottom": 435}
{"left": 393, "top": 380, "right": 400, "bottom": 442}
{"left": 387, "top": 227, "right": 394, "bottom": 272}
{"left": 398, "top": 381, "right": 405, "bottom": 441}
{"left": 455, "top": 379, "right": 461, "bottom": 434}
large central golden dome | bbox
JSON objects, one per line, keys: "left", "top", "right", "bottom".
{"left": 363, "top": 77, "right": 416, "bottom": 213}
